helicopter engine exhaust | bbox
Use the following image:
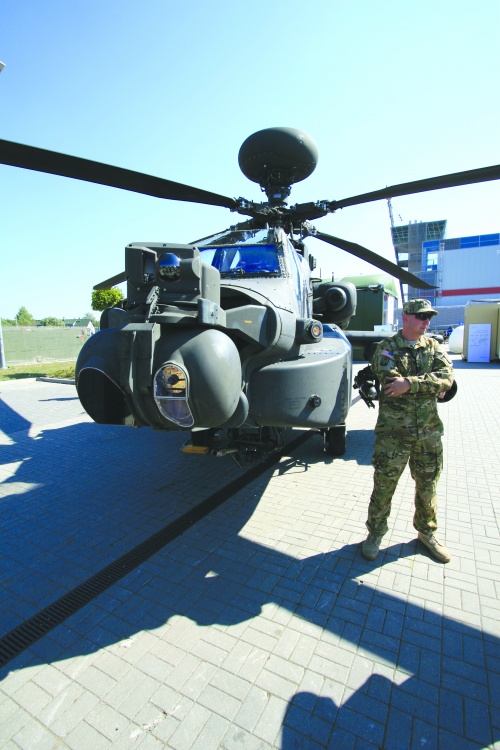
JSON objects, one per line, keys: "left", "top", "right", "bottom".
{"left": 312, "top": 280, "right": 357, "bottom": 328}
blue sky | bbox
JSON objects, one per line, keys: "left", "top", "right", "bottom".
{"left": 1, "top": 0, "right": 499, "bottom": 320}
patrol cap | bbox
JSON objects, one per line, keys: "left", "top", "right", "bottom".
{"left": 402, "top": 298, "right": 438, "bottom": 316}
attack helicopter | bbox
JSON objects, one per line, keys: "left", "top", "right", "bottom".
{"left": 1, "top": 128, "right": 499, "bottom": 464}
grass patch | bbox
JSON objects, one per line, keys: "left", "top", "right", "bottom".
{"left": 0, "top": 361, "right": 76, "bottom": 381}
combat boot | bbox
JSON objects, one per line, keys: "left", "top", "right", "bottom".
{"left": 361, "top": 533, "right": 383, "bottom": 561}
{"left": 418, "top": 532, "right": 451, "bottom": 563}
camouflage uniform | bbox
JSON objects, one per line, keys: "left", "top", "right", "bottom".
{"left": 366, "top": 331, "right": 454, "bottom": 537}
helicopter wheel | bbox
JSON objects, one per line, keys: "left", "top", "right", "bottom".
{"left": 324, "top": 423, "right": 346, "bottom": 456}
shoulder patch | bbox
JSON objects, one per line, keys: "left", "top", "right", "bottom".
{"left": 381, "top": 349, "right": 394, "bottom": 358}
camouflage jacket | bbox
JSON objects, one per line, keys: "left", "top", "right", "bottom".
{"left": 371, "top": 331, "right": 454, "bottom": 437}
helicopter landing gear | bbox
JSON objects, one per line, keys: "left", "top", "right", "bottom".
{"left": 323, "top": 423, "right": 346, "bottom": 456}
{"left": 181, "top": 428, "right": 222, "bottom": 455}
{"left": 212, "top": 426, "right": 284, "bottom": 467}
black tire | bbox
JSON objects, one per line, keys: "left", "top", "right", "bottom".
{"left": 324, "top": 423, "right": 346, "bottom": 456}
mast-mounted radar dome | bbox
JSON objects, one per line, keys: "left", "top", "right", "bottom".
{"left": 238, "top": 127, "right": 318, "bottom": 205}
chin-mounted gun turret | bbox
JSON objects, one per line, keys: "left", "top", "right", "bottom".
{"left": 353, "top": 365, "right": 379, "bottom": 409}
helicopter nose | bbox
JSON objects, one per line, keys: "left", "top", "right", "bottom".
{"left": 152, "top": 328, "right": 246, "bottom": 429}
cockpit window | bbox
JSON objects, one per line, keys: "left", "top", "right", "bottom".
{"left": 199, "top": 243, "right": 280, "bottom": 277}
{"left": 196, "top": 227, "right": 273, "bottom": 247}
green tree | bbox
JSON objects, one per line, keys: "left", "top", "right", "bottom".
{"left": 16, "top": 306, "right": 36, "bottom": 326}
{"left": 84, "top": 311, "right": 98, "bottom": 323}
{"left": 39, "top": 317, "right": 65, "bottom": 327}
{"left": 91, "top": 289, "right": 124, "bottom": 311}
{"left": 1, "top": 318, "right": 16, "bottom": 326}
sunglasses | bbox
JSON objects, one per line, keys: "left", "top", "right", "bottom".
{"left": 413, "top": 313, "right": 434, "bottom": 321}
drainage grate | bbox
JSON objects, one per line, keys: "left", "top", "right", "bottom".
{"left": 0, "top": 431, "right": 313, "bottom": 668}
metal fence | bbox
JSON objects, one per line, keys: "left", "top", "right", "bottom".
{"left": 1, "top": 326, "right": 92, "bottom": 365}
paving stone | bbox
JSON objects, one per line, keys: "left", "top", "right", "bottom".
{"left": 252, "top": 694, "right": 287, "bottom": 745}
{"left": 85, "top": 701, "right": 130, "bottom": 741}
{"left": 115, "top": 675, "right": 163, "bottom": 721}
{"left": 190, "top": 713, "right": 231, "bottom": 750}
{"left": 48, "top": 690, "right": 100, "bottom": 737}
{"left": 12, "top": 720, "right": 58, "bottom": 750}
{"left": 0, "top": 358, "right": 499, "bottom": 748}
{"left": 233, "top": 685, "right": 269, "bottom": 734}
{"left": 221, "top": 725, "right": 273, "bottom": 749}
{"left": 11, "top": 680, "right": 53, "bottom": 715}
{"left": 0, "top": 705, "right": 32, "bottom": 745}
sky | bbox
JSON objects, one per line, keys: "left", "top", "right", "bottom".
{"left": 1, "top": 0, "right": 499, "bottom": 320}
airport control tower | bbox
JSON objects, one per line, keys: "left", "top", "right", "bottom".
{"left": 390, "top": 217, "right": 447, "bottom": 305}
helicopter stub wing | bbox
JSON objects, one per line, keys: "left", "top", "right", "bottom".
{"left": 306, "top": 226, "right": 436, "bottom": 290}
{"left": 328, "top": 164, "right": 500, "bottom": 211}
{"left": 0, "top": 139, "right": 239, "bottom": 210}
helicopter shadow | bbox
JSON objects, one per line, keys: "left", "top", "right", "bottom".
{"left": 0, "top": 396, "right": 32, "bottom": 439}
{"left": 14, "top": 529, "right": 496, "bottom": 748}
{"left": 274, "top": 455, "right": 311, "bottom": 475}
{"left": 1, "top": 474, "right": 497, "bottom": 750}
{"left": 0, "top": 393, "right": 324, "bottom": 638}
{"left": 280, "top": 677, "right": 494, "bottom": 749}
{"left": 0, "top": 397, "right": 497, "bottom": 747}
{"left": 147, "top": 533, "right": 497, "bottom": 749}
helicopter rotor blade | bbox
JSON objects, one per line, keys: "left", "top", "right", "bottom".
{"left": 93, "top": 272, "right": 127, "bottom": 290}
{"left": 0, "top": 139, "right": 239, "bottom": 210}
{"left": 190, "top": 219, "right": 261, "bottom": 246}
{"left": 309, "top": 228, "right": 436, "bottom": 289}
{"left": 328, "top": 164, "right": 500, "bottom": 211}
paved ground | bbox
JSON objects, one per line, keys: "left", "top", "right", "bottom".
{"left": 0, "top": 354, "right": 499, "bottom": 749}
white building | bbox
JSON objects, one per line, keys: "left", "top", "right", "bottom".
{"left": 423, "top": 232, "right": 500, "bottom": 307}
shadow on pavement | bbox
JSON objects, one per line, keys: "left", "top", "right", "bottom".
{"left": 0, "top": 394, "right": 498, "bottom": 748}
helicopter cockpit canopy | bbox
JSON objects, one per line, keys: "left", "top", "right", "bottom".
{"left": 198, "top": 227, "right": 273, "bottom": 247}
{"left": 197, "top": 228, "right": 281, "bottom": 278}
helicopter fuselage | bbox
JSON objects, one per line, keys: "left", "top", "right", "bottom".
{"left": 75, "top": 227, "right": 355, "bottom": 459}
{"left": 3, "top": 126, "right": 498, "bottom": 462}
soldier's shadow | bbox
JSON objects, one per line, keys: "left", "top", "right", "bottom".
{"left": 281, "top": 664, "right": 495, "bottom": 748}
{"left": 0, "top": 396, "right": 497, "bottom": 748}
{"left": 282, "top": 684, "right": 390, "bottom": 749}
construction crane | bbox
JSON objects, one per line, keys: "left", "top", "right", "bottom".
{"left": 387, "top": 198, "right": 406, "bottom": 304}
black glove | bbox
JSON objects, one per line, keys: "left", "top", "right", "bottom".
{"left": 353, "top": 365, "right": 379, "bottom": 409}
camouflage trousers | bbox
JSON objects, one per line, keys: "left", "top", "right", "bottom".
{"left": 366, "top": 431, "right": 443, "bottom": 537}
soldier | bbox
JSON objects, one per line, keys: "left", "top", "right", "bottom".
{"left": 362, "top": 299, "right": 454, "bottom": 563}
